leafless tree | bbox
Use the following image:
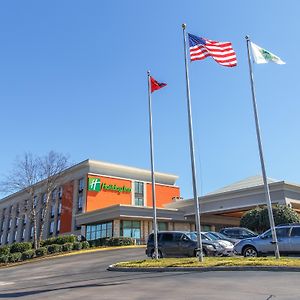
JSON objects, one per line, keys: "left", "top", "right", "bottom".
{"left": 1, "top": 151, "right": 70, "bottom": 249}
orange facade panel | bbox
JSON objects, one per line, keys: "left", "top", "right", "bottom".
{"left": 86, "top": 175, "right": 132, "bottom": 212}
{"left": 146, "top": 183, "right": 180, "bottom": 208}
{"left": 60, "top": 181, "right": 74, "bottom": 234}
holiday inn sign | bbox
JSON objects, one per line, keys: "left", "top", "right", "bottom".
{"left": 88, "top": 177, "right": 131, "bottom": 194}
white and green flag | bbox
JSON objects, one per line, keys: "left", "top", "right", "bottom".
{"left": 250, "top": 42, "right": 285, "bottom": 65}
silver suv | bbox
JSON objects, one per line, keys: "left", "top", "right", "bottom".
{"left": 234, "top": 224, "right": 300, "bottom": 257}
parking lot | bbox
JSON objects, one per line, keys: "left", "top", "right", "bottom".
{"left": 0, "top": 247, "right": 299, "bottom": 300}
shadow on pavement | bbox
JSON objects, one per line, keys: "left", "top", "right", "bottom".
{"left": 0, "top": 282, "right": 125, "bottom": 298}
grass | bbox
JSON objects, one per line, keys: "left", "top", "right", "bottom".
{"left": 115, "top": 256, "right": 300, "bottom": 268}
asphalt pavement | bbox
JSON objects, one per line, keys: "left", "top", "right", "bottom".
{"left": 0, "top": 247, "right": 299, "bottom": 300}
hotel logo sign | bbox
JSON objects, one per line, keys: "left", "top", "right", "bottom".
{"left": 88, "top": 177, "right": 131, "bottom": 194}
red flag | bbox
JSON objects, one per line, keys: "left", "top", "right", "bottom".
{"left": 150, "top": 76, "right": 167, "bottom": 93}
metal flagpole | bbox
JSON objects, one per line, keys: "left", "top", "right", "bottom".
{"left": 147, "top": 70, "right": 159, "bottom": 259}
{"left": 182, "top": 24, "right": 203, "bottom": 262}
{"left": 245, "top": 36, "right": 280, "bottom": 259}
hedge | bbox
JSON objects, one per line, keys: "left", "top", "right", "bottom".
{"left": 41, "top": 235, "right": 77, "bottom": 247}
{"left": 72, "top": 242, "right": 82, "bottom": 251}
{"left": 35, "top": 247, "right": 47, "bottom": 257}
{"left": 21, "top": 250, "right": 35, "bottom": 260}
{"left": 81, "top": 241, "right": 90, "bottom": 249}
{"left": 0, "top": 255, "right": 8, "bottom": 264}
{"left": 47, "top": 244, "right": 63, "bottom": 254}
{"left": 0, "top": 246, "right": 10, "bottom": 256}
{"left": 10, "top": 242, "right": 32, "bottom": 254}
{"left": 8, "top": 252, "right": 22, "bottom": 263}
{"left": 88, "top": 237, "right": 135, "bottom": 248}
{"left": 62, "top": 243, "right": 73, "bottom": 252}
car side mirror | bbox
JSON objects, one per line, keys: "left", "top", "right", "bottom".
{"left": 182, "top": 236, "right": 189, "bottom": 242}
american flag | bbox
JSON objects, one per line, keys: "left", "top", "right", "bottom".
{"left": 188, "top": 33, "right": 237, "bottom": 67}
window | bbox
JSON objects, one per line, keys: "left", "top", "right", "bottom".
{"left": 23, "top": 215, "right": 27, "bottom": 225}
{"left": 58, "top": 187, "right": 63, "bottom": 199}
{"left": 134, "top": 197, "right": 144, "bottom": 206}
{"left": 49, "top": 221, "right": 54, "bottom": 234}
{"left": 0, "top": 234, "right": 2, "bottom": 244}
{"left": 86, "top": 222, "right": 113, "bottom": 240}
{"left": 51, "top": 204, "right": 55, "bottom": 218}
{"left": 120, "top": 220, "right": 141, "bottom": 239}
{"left": 8, "top": 218, "right": 12, "bottom": 229}
{"left": 16, "top": 217, "right": 19, "bottom": 227}
{"left": 52, "top": 190, "right": 57, "bottom": 201}
{"left": 33, "top": 196, "right": 38, "bottom": 207}
{"left": 158, "top": 222, "right": 168, "bottom": 231}
{"left": 42, "top": 193, "right": 47, "bottom": 204}
{"left": 134, "top": 182, "right": 144, "bottom": 195}
{"left": 58, "top": 202, "right": 62, "bottom": 215}
{"left": 22, "top": 228, "right": 26, "bottom": 240}
{"left": 30, "top": 226, "right": 34, "bottom": 238}
{"left": 160, "top": 233, "right": 173, "bottom": 242}
{"left": 79, "top": 178, "right": 84, "bottom": 192}
{"left": 6, "top": 232, "right": 9, "bottom": 243}
{"left": 14, "top": 231, "right": 17, "bottom": 242}
{"left": 291, "top": 227, "right": 300, "bottom": 237}
{"left": 263, "top": 227, "right": 290, "bottom": 239}
{"left": 57, "top": 219, "right": 61, "bottom": 233}
{"left": 78, "top": 194, "right": 83, "bottom": 212}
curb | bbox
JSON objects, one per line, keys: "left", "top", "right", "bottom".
{"left": 107, "top": 265, "right": 300, "bottom": 272}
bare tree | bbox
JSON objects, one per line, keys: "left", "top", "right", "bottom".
{"left": 1, "top": 151, "right": 70, "bottom": 249}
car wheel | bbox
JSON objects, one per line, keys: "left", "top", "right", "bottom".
{"left": 151, "top": 249, "right": 163, "bottom": 259}
{"left": 195, "top": 249, "right": 206, "bottom": 257}
{"left": 243, "top": 246, "right": 258, "bottom": 257}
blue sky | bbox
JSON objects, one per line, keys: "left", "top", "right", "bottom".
{"left": 0, "top": 1, "right": 299, "bottom": 198}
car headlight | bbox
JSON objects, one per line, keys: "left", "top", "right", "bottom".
{"left": 206, "top": 245, "right": 215, "bottom": 250}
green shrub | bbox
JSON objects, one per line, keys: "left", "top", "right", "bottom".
{"left": 0, "top": 246, "right": 10, "bottom": 256}
{"left": 62, "top": 243, "right": 73, "bottom": 252}
{"left": 106, "top": 237, "right": 135, "bottom": 246}
{"left": 8, "top": 252, "right": 22, "bottom": 263}
{"left": 47, "top": 244, "right": 62, "bottom": 254}
{"left": 35, "top": 247, "right": 47, "bottom": 257}
{"left": 81, "top": 241, "right": 90, "bottom": 249}
{"left": 88, "top": 238, "right": 108, "bottom": 248}
{"left": 41, "top": 235, "right": 77, "bottom": 246}
{"left": 10, "top": 242, "right": 32, "bottom": 253}
{"left": 0, "top": 255, "right": 9, "bottom": 264}
{"left": 88, "top": 237, "right": 135, "bottom": 248}
{"left": 56, "top": 235, "right": 77, "bottom": 245}
{"left": 72, "top": 242, "right": 82, "bottom": 251}
{"left": 21, "top": 250, "right": 35, "bottom": 260}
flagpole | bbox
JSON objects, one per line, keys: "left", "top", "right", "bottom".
{"left": 182, "top": 24, "right": 203, "bottom": 262}
{"left": 245, "top": 36, "right": 280, "bottom": 259}
{"left": 147, "top": 70, "right": 159, "bottom": 259}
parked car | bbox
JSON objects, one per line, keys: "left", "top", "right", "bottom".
{"left": 203, "top": 232, "right": 234, "bottom": 256}
{"left": 206, "top": 231, "right": 239, "bottom": 245}
{"left": 220, "top": 227, "right": 258, "bottom": 240}
{"left": 234, "top": 224, "right": 300, "bottom": 257}
{"left": 146, "top": 231, "right": 224, "bottom": 258}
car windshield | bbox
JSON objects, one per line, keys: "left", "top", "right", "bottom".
{"left": 204, "top": 232, "right": 219, "bottom": 241}
{"left": 186, "top": 232, "right": 197, "bottom": 241}
{"left": 212, "top": 232, "right": 230, "bottom": 240}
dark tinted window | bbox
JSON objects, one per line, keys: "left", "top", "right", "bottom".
{"left": 148, "top": 234, "right": 153, "bottom": 242}
{"left": 174, "top": 233, "right": 183, "bottom": 241}
{"left": 226, "top": 229, "right": 239, "bottom": 235}
{"left": 264, "top": 227, "right": 290, "bottom": 238}
{"left": 277, "top": 228, "right": 290, "bottom": 238}
{"left": 161, "top": 233, "right": 173, "bottom": 242}
{"left": 291, "top": 227, "right": 300, "bottom": 237}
